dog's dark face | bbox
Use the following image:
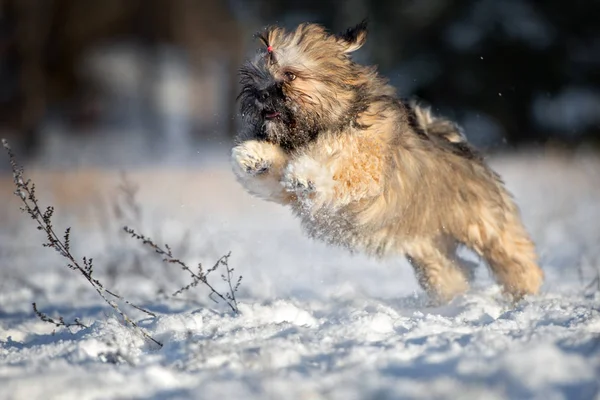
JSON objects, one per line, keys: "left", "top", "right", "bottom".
{"left": 237, "top": 21, "right": 378, "bottom": 151}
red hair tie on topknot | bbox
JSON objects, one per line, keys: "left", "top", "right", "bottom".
{"left": 267, "top": 45, "right": 273, "bottom": 53}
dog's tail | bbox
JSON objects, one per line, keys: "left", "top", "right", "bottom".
{"left": 409, "top": 101, "right": 483, "bottom": 161}
{"left": 410, "top": 101, "right": 465, "bottom": 144}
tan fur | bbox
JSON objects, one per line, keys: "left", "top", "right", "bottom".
{"left": 232, "top": 22, "right": 544, "bottom": 303}
{"left": 231, "top": 140, "right": 294, "bottom": 204}
{"left": 411, "top": 101, "right": 466, "bottom": 144}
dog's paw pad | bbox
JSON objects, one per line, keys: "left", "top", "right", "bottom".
{"left": 244, "top": 157, "right": 270, "bottom": 175}
{"left": 232, "top": 144, "right": 271, "bottom": 176}
{"left": 282, "top": 173, "right": 316, "bottom": 195}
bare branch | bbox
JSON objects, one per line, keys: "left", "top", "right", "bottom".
{"left": 32, "top": 302, "right": 88, "bottom": 333}
{"left": 124, "top": 227, "right": 240, "bottom": 314}
{"left": 2, "top": 139, "right": 162, "bottom": 348}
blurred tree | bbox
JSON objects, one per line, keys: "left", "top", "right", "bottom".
{"left": 0, "top": 0, "right": 246, "bottom": 159}
{"left": 0, "top": 0, "right": 598, "bottom": 160}
{"left": 375, "top": 0, "right": 600, "bottom": 148}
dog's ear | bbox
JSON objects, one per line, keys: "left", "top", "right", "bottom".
{"left": 254, "top": 26, "right": 278, "bottom": 64}
{"left": 336, "top": 19, "right": 368, "bottom": 53}
{"left": 254, "top": 26, "right": 274, "bottom": 48}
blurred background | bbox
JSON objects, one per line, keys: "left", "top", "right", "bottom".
{"left": 0, "top": 0, "right": 599, "bottom": 167}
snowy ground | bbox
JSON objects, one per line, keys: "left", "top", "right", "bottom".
{"left": 1, "top": 146, "right": 600, "bottom": 400}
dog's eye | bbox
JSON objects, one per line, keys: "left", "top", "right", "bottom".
{"left": 284, "top": 71, "right": 296, "bottom": 82}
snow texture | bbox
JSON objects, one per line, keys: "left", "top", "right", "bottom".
{"left": 1, "top": 149, "right": 600, "bottom": 400}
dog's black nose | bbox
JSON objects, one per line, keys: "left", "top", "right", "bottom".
{"left": 260, "top": 90, "right": 270, "bottom": 101}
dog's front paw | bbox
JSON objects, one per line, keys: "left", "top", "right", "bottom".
{"left": 231, "top": 141, "right": 272, "bottom": 176}
{"left": 282, "top": 173, "right": 316, "bottom": 196}
{"left": 282, "top": 156, "right": 334, "bottom": 204}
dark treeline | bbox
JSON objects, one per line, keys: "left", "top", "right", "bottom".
{"left": 1, "top": 0, "right": 598, "bottom": 159}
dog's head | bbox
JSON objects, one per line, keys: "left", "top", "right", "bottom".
{"left": 238, "top": 21, "right": 382, "bottom": 151}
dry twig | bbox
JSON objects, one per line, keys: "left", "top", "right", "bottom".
{"left": 2, "top": 138, "right": 163, "bottom": 348}
{"left": 124, "top": 227, "right": 241, "bottom": 314}
{"left": 32, "top": 302, "right": 88, "bottom": 333}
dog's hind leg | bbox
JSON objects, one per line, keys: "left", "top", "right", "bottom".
{"left": 465, "top": 214, "right": 544, "bottom": 301}
{"left": 444, "top": 239, "right": 478, "bottom": 284}
{"left": 405, "top": 237, "right": 470, "bottom": 303}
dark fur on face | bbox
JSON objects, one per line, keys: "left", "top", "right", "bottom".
{"left": 237, "top": 21, "right": 393, "bottom": 152}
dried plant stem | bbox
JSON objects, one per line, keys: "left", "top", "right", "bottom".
{"left": 32, "top": 302, "right": 88, "bottom": 332}
{"left": 223, "top": 258, "right": 242, "bottom": 311}
{"left": 124, "top": 227, "right": 241, "bottom": 314}
{"left": 2, "top": 138, "right": 162, "bottom": 348}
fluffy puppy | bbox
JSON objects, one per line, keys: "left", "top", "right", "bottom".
{"left": 231, "top": 21, "right": 544, "bottom": 303}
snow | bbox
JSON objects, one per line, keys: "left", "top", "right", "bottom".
{"left": 1, "top": 148, "right": 600, "bottom": 400}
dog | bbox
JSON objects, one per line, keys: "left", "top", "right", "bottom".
{"left": 230, "top": 21, "right": 544, "bottom": 303}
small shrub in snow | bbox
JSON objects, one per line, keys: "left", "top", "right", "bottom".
{"left": 2, "top": 138, "right": 162, "bottom": 347}
{"left": 124, "top": 228, "right": 241, "bottom": 313}
{"left": 2, "top": 138, "right": 244, "bottom": 349}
